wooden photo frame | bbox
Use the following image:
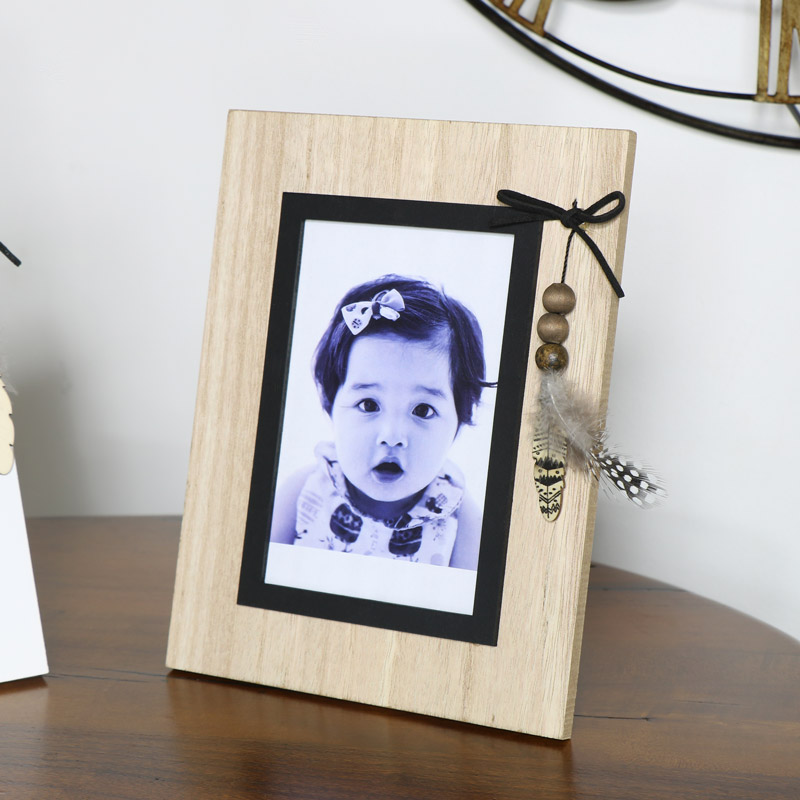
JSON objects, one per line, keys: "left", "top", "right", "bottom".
{"left": 167, "top": 111, "right": 635, "bottom": 739}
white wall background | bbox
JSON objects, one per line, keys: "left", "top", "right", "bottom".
{"left": 2, "top": 0, "right": 799, "bottom": 640}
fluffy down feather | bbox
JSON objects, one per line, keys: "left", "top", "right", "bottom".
{"left": 536, "top": 370, "right": 665, "bottom": 510}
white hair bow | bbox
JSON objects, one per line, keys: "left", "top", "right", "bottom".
{"left": 340, "top": 289, "right": 405, "bottom": 335}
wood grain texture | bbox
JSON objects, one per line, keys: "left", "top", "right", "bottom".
{"left": 5, "top": 518, "right": 800, "bottom": 799}
{"left": 166, "top": 112, "right": 636, "bottom": 739}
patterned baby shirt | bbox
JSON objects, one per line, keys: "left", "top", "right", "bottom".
{"left": 294, "top": 442, "right": 464, "bottom": 567}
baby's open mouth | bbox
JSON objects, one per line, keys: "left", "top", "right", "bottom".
{"left": 372, "top": 460, "right": 404, "bottom": 482}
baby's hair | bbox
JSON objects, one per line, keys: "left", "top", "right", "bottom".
{"left": 314, "top": 274, "right": 494, "bottom": 426}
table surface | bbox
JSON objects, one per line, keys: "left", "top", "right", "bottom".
{"left": 2, "top": 517, "right": 799, "bottom": 799}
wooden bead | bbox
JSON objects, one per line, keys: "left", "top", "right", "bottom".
{"left": 542, "top": 283, "right": 576, "bottom": 314}
{"left": 537, "top": 313, "right": 569, "bottom": 344}
{"left": 535, "top": 343, "right": 568, "bottom": 371}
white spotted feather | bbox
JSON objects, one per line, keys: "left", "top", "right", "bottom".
{"left": 537, "top": 370, "right": 665, "bottom": 508}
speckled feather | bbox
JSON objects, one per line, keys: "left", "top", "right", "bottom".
{"left": 536, "top": 370, "right": 665, "bottom": 508}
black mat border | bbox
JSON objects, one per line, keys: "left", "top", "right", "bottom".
{"left": 237, "top": 192, "right": 541, "bottom": 646}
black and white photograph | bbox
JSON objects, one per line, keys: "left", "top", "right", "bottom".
{"left": 238, "top": 193, "right": 541, "bottom": 643}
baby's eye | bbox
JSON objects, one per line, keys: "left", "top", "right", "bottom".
{"left": 356, "top": 398, "right": 380, "bottom": 413}
{"left": 412, "top": 403, "right": 437, "bottom": 419}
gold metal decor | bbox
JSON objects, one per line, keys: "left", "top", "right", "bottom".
{"left": 758, "top": 0, "right": 800, "bottom": 103}
{"left": 467, "top": 0, "right": 800, "bottom": 148}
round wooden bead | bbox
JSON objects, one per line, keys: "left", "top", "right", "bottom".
{"left": 537, "top": 312, "right": 569, "bottom": 344}
{"left": 535, "top": 343, "right": 568, "bottom": 371}
{"left": 542, "top": 283, "right": 576, "bottom": 314}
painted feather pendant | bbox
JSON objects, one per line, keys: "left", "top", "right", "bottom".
{"left": 532, "top": 384, "right": 568, "bottom": 522}
{"left": 0, "top": 376, "right": 14, "bottom": 475}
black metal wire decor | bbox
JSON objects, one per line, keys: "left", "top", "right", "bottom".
{"left": 463, "top": 0, "right": 800, "bottom": 149}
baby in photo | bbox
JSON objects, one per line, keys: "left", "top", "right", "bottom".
{"left": 270, "top": 274, "right": 494, "bottom": 571}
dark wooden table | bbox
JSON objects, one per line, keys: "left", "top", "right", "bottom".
{"left": 2, "top": 518, "right": 799, "bottom": 799}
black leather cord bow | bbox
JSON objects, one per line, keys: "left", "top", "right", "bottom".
{"left": 493, "top": 190, "right": 626, "bottom": 298}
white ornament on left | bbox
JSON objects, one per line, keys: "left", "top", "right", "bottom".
{"left": 1, "top": 247, "right": 49, "bottom": 682}
{"left": 0, "top": 376, "right": 14, "bottom": 475}
{"left": 0, "top": 379, "right": 49, "bottom": 684}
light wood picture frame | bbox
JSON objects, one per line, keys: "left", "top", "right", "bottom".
{"left": 167, "top": 111, "right": 635, "bottom": 739}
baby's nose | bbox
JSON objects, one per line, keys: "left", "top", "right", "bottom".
{"left": 377, "top": 418, "right": 408, "bottom": 448}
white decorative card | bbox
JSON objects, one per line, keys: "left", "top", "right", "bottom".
{"left": 0, "top": 463, "right": 48, "bottom": 684}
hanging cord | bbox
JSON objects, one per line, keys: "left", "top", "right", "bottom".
{"left": 560, "top": 214, "right": 578, "bottom": 284}
{"left": 492, "top": 189, "right": 626, "bottom": 298}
